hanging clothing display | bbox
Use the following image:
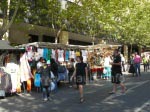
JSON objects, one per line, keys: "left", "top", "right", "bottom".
{"left": 27, "top": 51, "right": 34, "bottom": 62}
{"left": 5, "top": 63, "right": 20, "bottom": 93}
{"left": 0, "top": 68, "right": 12, "bottom": 93}
{"left": 27, "top": 78, "right": 32, "bottom": 92}
{"left": 34, "top": 73, "right": 41, "bottom": 87}
{"left": 43, "top": 48, "right": 49, "bottom": 60}
{"left": 69, "top": 50, "right": 75, "bottom": 59}
{"left": 82, "top": 50, "right": 88, "bottom": 62}
{"left": 48, "top": 49, "right": 52, "bottom": 61}
{"left": 37, "top": 48, "right": 44, "bottom": 60}
{"left": 0, "top": 54, "right": 5, "bottom": 66}
{"left": 75, "top": 51, "right": 81, "bottom": 57}
{"left": 51, "top": 49, "right": 56, "bottom": 60}
{"left": 65, "top": 50, "right": 70, "bottom": 61}
{"left": 34, "top": 52, "right": 40, "bottom": 61}
{"left": 58, "top": 49, "right": 64, "bottom": 62}
{"left": 20, "top": 53, "right": 33, "bottom": 82}
{"left": 9, "top": 53, "right": 17, "bottom": 64}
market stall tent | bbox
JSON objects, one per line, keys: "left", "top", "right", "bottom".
{"left": 16, "top": 42, "right": 88, "bottom": 50}
{"left": 0, "top": 40, "right": 16, "bottom": 50}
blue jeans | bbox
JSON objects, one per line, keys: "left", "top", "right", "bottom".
{"left": 42, "top": 86, "right": 50, "bottom": 99}
{"left": 134, "top": 63, "right": 141, "bottom": 76}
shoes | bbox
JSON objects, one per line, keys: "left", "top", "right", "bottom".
{"left": 109, "top": 91, "right": 116, "bottom": 94}
{"left": 69, "top": 85, "right": 73, "bottom": 88}
{"left": 121, "top": 88, "right": 127, "bottom": 94}
{"left": 80, "top": 97, "right": 85, "bottom": 103}
{"left": 48, "top": 97, "right": 53, "bottom": 101}
{"left": 43, "top": 98, "right": 48, "bottom": 102}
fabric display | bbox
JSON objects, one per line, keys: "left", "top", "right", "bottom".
{"left": 58, "top": 49, "right": 64, "bottom": 62}
{"left": 51, "top": 49, "right": 56, "bottom": 60}
{"left": 20, "top": 53, "right": 33, "bottom": 83}
{"left": 69, "top": 50, "right": 75, "bottom": 59}
{"left": 65, "top": 50, "right": 69, "bottom": 61}
{"left": 25, "top": 46, "right": 88, "bottom": 64}
{"left": 5, "top": 63, "right": 20, "bottom": 93}
{"left": 0, "top": 54, "right": 5, "bottom": 66}
{"left": 37, "top": 48, "right": 44, "bottom": 61}
{"left": 81, "top": 50, "right": 88, "bottom": 62}
{"left": 75, "top": 51, "right": 81, "bottom": 56}
{"left": 0, "top": 68, "right": 12, "bottom": 95}
{"left": 43, "top": 48, "right": 52, "bottom": 61}
{"left": 34, "top": 73, "right": 41, "bottom": 87}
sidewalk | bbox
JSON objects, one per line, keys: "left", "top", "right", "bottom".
{"left": 0, "top": 70, "right": 150, "bottom": 112}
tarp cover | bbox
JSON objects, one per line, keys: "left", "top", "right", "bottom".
{"left": 0, "top": 40, "right": 16, "bottom": 50}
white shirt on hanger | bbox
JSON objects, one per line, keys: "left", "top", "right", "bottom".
{"left": 58, "top": 49, "right": 64, "bottom": 62}
{"left": 5, "top": 63, "right": 19, "bottom": 93}
{"left": 51, "top": 49, "right": 56, "bottom": 60}
{"left": 82, "top": 50, "right": 88, "bottom": 62}
{"left": 69, "top": 50, "right": 75, "bottom": 59}
{"left": 27, "top": 51, "right": 34, "bottom": 61}
{"left": 37, "top": 48, "right": 43, "bottom": 59}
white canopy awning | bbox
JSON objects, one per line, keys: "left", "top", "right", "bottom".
{"left": 0, "top": 40, "right": 16, "bottom": 50}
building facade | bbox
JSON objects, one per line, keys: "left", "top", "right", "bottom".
{"left": 9, "top": 22, "right": 102, "bottom": 45}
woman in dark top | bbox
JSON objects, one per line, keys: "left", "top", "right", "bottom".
{"left": 50, "top": 58, "right": 58, "bottom": 78}
{"left": 67, "top": 58, "right": 75, "bottom": 87}
{"left": 109, "top": 49, "right": 126, "bottom": 94}
{"left": 39, "top": 59, "right": 51, "bottom": 101}
{"left": 71, "top": 56, "right": 88, "bottom": 103}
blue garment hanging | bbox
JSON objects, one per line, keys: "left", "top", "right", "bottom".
{"left": 34, "top": 73, "right": 41, "bottom": 87}
{"left": 43, "top": 48, "right": 48, "bottom": 60}
{"left": 65, "top": 50, "right": 69, "bottom": 61}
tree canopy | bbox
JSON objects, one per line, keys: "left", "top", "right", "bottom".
{"left": 1, "top": 0, "right": 150, "bottom": 46}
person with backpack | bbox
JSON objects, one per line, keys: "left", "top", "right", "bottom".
{"left": 71, "top": 56, "right": 88, "bottom": 103}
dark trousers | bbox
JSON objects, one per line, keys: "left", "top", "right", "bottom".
{"left": 143, "top": 63, "right": 148, "bottom": 72}
{"left": 122, "top": 61, "right": 125, "bottom": 72}
{"left": 42, "top": 86, "right": 50, "bottom": 99}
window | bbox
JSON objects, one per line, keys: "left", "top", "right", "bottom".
{"left": 28, "top": 34, "right": 39, "bottom": 42}
{"left": 69, "top": 39, "right": 92, "bottom": 45}
{"left": 43, "top": 35, "right": 55, "bottom": 43}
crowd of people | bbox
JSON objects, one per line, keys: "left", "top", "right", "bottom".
{"left": 1, "top": 48, "right": 149, "bottom": 103}
{"left": 129, "top": 52, "right": 150, "bottom": 77}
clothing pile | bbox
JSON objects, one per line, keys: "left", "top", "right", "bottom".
{"left": 0, "top": 68, "right": 12, "bottom": 97}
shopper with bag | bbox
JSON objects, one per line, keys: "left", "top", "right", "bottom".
{"left": 71, "top": 56, "right": 88, "bottom": 103}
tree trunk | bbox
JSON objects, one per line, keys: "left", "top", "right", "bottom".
{"left": 130, "top": 44, "right": 133, "bottom": 54}
{"left": 0, "top": 0, "right": 20, "bottom": 40}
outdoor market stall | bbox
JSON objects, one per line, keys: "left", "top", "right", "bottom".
{"left": 16, "top": 42, "right": 89, "bottom": 90}
{"left": 0, "top": 40, "right": 23, "bottom": 97}
{"left": 87, "top": 44, "right": 122, "bottom": 80}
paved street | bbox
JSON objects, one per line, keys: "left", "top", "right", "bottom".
{"left": 0, "top": 70, "right": 150, "bottom": 112}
